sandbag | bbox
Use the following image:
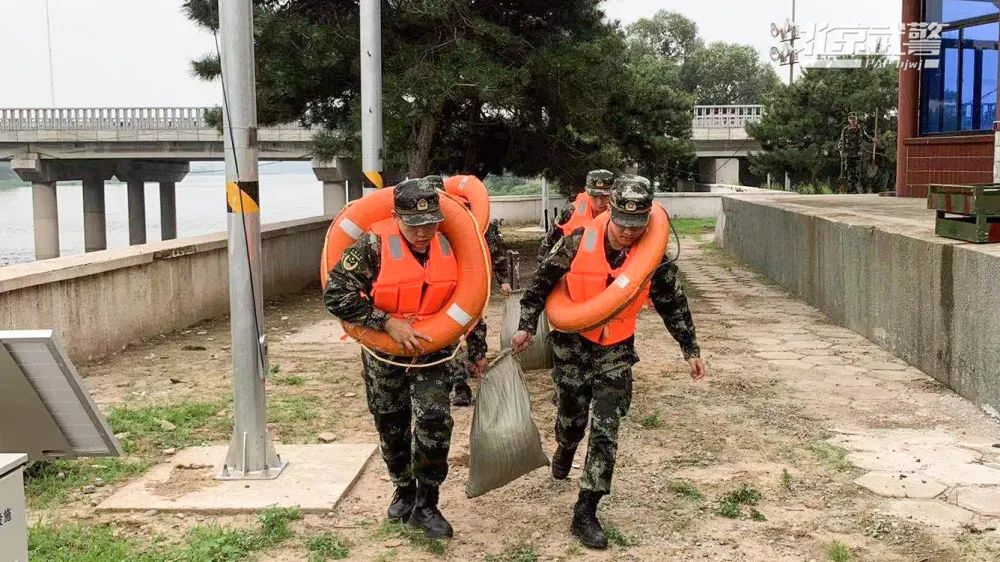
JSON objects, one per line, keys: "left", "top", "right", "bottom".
{"left": 500, "top": 291, "right": 553, "bottom": 371}
{"left": 466, "top": 353, "right": 549, "bottom": 498}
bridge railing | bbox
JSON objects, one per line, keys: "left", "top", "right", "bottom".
{"left": 693, "top": 105, "right": 765, "bottom": 129}
{"left": 0, "top": 107, "right": 305, "bottom": 131}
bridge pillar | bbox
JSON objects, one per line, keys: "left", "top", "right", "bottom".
{"left": 31, "top": 182, "right": 60, "bottom": 260}
{"left": 127, "top": 180, "right": 147, "bottom": 245}
{"left": 159, "top": 182, "right": 177, "bottom": 240}
{"left": 82, "top": 177, "right": 107, "bottom": 252}
{"left": 312, "top": 157, "right": 360, "bottom": 214}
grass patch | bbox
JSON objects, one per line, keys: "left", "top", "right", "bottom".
{"left": 668, "top": 479, "right": 703, "bottom": 501}
{"left": 715, "top": 484, "right": 764, "bottom": 520}
{"left": 273, "top": 374, "right": 306, "bottom": 386}
{"left": 810, "top": 443, "right": 852, "bottom": 472}
{"left": 269, "top": 363, "right": 282, "bottom": 375}
{"left": 29, "top": 507, "right": 302, "bottom": 561}
{"left": 375, "top": 520, "right": 447, "bottom": 556}
{"left": 485, "top": 543, "right": 539, "bottom": 562}
{"left": 305, "top": 532, "right": 350, "bottom": 561}
{"left": 269, "top": 395, "right": 322, "bottom": 442}
{"left": 604, "top": 524, "right": 638, "bottom": 548}
{"left": 375, "top": 549, "right": 399, "bottom": 562}
{"left": 24, "top": 458, "right": 152, "bottom": 509}
{"left": 781, "top": 468, "right": 793, "bottom": 491}
{"left": 107, "top": 401, "right": 228, "bottom": 455}
{"left": 827, "top": 540, "right": 852, "bottom": 562}
{"left": 670, "top": 218, "right": 717, "bottom": 237}
{"left": 638, "top": 411, "right": 664, "bottom": 429}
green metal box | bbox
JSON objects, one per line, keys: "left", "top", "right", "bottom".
{"left": 927, "top": 184, "right": 1000, "bottom": 244}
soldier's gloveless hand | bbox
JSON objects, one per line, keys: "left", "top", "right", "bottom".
{"left": 384, "top": 317, "right": 432, "bottom": 354}
{"left": 500, "top": 283, "right": 513, "bottom": 297}
{"left": 510, "top": 330, "right": 533, "bottom": 355}
{"left": 688, "top": 357, "right": 706, "bottom": 381}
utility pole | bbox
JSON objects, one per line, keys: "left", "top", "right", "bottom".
{"left": 44, "top": 0, "right": 56, "bottom": 106}
{"left": 217, "top": 0, "right": 285, "bottom": 480}
{"left": 770, "top": 3, "right": 799, "bottom": 86}
{"left": 360, "top": 0, "right": 384, "bottom": 193}
{"left": 789, "top": 0, "right": 796, "bottom": 85}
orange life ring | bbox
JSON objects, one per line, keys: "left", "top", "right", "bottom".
{"left": 319, "top": 188, "right": 491, "bottom": 356}
{"left": 443, "top": 175, "right": 490, "bottom": 234}
{"left": 544, "top": 203, "right": 669, "bottom": 333}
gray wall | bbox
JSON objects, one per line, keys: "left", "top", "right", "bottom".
{"left": 719, "top": 195, "right": 1000, "bottom": 414}
{"left": 0, "top": 217, "right": 329, "bottom": 361}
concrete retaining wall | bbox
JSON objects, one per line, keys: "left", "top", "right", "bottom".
{"left": 719, "top": 195, "right": 1000, "bottom": 414}
{"left": 0, "top": 217, "right": 329, "bottom": 361}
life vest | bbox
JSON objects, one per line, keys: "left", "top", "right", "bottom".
{"left": 369, "top": 218, "right": 459, "bottom": 318}
{"left": 565, "top": 215, "right": 650, "bottom": 346}
{"left": 560, "top": 192, "right": 598, "bottom": 235}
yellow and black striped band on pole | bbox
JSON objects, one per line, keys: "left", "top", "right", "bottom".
{"left": 226, "top": 180, "right": 260, "bottom": 213}
{"left": 364, "top": 170, "right": 385, "bottom": 190}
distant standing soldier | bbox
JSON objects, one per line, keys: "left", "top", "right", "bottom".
{"left": 324, "top": 177, "right": 461, "bottom": 539}
{"left": 453, "top": 218, "right": 512, "bottom": 406}
{"left": 511, "top": 175, "right": 706, "bottom": 549}
{"left": 537, "top": 169, "right": 615, "bottom": 260}
{"left": 839, "top": 112, "right": 873, "bottom": 194}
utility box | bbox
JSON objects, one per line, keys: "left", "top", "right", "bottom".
{"left": 928, "top": 184, "right": 1000, "bottom": 243}
{"left": 0, "top": 454, "right": 28, "bottom": 562}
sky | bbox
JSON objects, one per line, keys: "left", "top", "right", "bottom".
{"left": 0, "top": 0, "right": 902, "bottom": 108}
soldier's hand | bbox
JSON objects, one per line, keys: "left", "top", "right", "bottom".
{"left": 500, "top": 283, "right": 513, "bottom": 297}
{"left": 511, "top": 330, "right": 533, "bottom": 355}
{"left": 688, "top": 357, "right": 706, "bottom": 381}
{"left": 471, "top": 357, "right": 488, "bottom": 377}
{"left": 384, "top": 317, "right": 432, "bottom": 354}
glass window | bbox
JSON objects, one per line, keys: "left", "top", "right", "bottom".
{"left": 919, "top": 5, "right": 999, "bottom": 134}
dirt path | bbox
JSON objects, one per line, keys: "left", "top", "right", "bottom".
{"left": 39, "top": 232, "right": 1000, "bottom": 561}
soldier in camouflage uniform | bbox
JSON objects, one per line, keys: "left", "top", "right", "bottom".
{"left": 453, "top": 218, "right": 512, "bottom": 406}
{"left": 324, "top": 177, "right": 461, "bottom": 539}
{"left": 839, "top": 112, "right": 873, "bottom": 194}
{"left": 512, "top": 175, "right": 706, "bottom": 550}
{"left": 537, "top": 169, "right": 615, "bottom": 260}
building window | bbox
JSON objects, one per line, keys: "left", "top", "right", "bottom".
{"left": 920, "top": 0, "right": 999, "bottom": 134}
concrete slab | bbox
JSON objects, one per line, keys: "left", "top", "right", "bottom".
{"left": 954, "top": 487, "right": 1000, "bottom": 516}
{"left": 880, "top": 499, "right": 975, "bottom": 528}
{"left": 755, "top": 351, "right": 804, "bottom": 361}
{"left": 921, "top": 463, "right": 1000, "bottom": 486}
{"left": 854, "top": 472, "right": 948, "bottom": 499}
{"left": 97, "top": 443, "right": 376, "bottom": 513}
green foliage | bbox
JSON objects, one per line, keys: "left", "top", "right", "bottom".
{"left": 827, "top": 540, "right": 853, "bottom": 562}
{"left": 273, "top": 374, "right": 306, "bottom": 386}
{"left": 107, "top": 402, "right": 227, "bottom": 455}
{"left": 24, "top": 458, "right": 151, "bottom": 509}
{"left": 29, "top": 508, "right": 302, "bottom": 562}
{"left": 670, "top": 218, "right": 716, "bottom": 236}
{"left": 639, "top": 411, "right": 664, "bottom": 429}
{"left": 483, "top": 175, "right": 545, "bottom": 196}
{"left": 715, "top": 484, "right": 764, "bottom": 520}
{"left": 375, "top": 520, "right": 447, "bottom": 556}
{"left": 781, "top": 468, "right": 793, "bottom": 491}
{"left": 810, "top": 443, "right": 852, "bottom": 472}
{"left": 668, "top": 479, "right": 703, "bottom": 501}
{"left": 748, "top": 59, "right": 898, "bottom": 192}
{"left": 305, "top": 533, "right": 350, "bottom": 561}
{"left": 681, "top": 42, "right": 782, "bottom": 105}
{"left": 485, "top": 543, "right": 539, "bottom": 562}
{"left": 604, "top": 525, "right": 638, "bottom": 548}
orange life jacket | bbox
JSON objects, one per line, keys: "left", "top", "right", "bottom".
{"left": 565, "top": 215, "right": 650, "bottom": 346}
{"left": 560, "top": 192, "right": 598, "bottom": 235}
{"left": 370, "top": 218, "right": 459, "bottom": 317}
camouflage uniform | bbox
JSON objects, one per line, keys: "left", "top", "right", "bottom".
{"left": 537, "top": 170, "right": 615, "bottom": 261}
{"left": 464, "top": 219, "right": 510, "bottom": 365}
{"left": 519, "top": 177, "right": 699, "bottom": 494}
{"left": 324, "top": 177, "right": 462, "bottom": 488}
{"left": 839, "top": 115, "right": 871, "bottom": 194}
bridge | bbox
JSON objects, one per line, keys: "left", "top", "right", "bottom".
{"left": 0, "top": 104, "right": 762, "bottom": 260}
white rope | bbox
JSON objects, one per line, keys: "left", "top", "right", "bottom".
{"left": 361, "top": 336, "right": 467, "bottom": 369}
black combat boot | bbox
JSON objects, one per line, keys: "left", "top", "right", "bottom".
{"left": 387, "top": 482, "right": 416, "bottom": 522}
{"left": 551, "top": 445, "right": 577, "bottom": 480}
{"left": 452, "top": 381, "right": 473, "bottom": 407}
{"left": 408, "top": 484, "right": 454, "bottom": 539}
{"left": 571, "top": 490, "right": 608, "bottom": 549}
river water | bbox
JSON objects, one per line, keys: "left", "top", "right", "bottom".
{"left": 0, "top": 173, "right": 324, "bottom": 267}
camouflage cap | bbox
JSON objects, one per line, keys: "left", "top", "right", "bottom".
{"left": 394, "top": 175, "right": 444, "bottom": 226}
{"left": 585, "top": 169, "right": 615, "bottom": 196}
{"left": 847, "top": 112, "right": 858, "bottom": 119}
{"left": 610, "top": 175, "right": 653, "bottom": 228}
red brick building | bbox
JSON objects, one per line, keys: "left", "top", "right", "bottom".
{"left": 897, "top": 0, "right": 998, "bottom": 197}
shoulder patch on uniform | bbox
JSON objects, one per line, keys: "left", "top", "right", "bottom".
{"left": 341, "top": 247, "right": 362, "bottom": 271}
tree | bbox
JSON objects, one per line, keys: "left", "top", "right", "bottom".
{"left": 746, "top": 58, "right": 898, "bottom": 191}
{"left": 681, "top": 42, "right": 782, "bottom": 105}
{"left": 183, "top": 0, "right": 648, "bottom": 188}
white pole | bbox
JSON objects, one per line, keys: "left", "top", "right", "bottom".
{"left": 218, "top": 0, "right": 284, "bottom": 480}
{"left": 360, "top": 0, "right": 384, "bottom": 193}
